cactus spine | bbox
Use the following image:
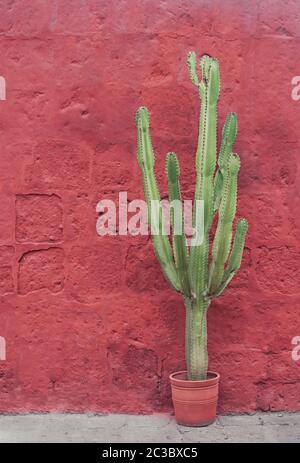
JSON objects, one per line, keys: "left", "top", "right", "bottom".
{"left": 136, "top": 52, "right": 248, "bottom": 381}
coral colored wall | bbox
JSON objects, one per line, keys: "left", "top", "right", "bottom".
{"left": 0, "top": 0, "right": 300, "bottom": 414}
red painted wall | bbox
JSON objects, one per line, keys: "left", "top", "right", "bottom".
{"left": 0, "top": 0, "right": 300, "bottom": 414}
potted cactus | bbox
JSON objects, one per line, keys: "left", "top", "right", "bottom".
{"left": 135, "top": 52, "right": 248, "bottom": 426}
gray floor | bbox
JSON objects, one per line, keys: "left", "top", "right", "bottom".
{"left": 0, "top": 412, "right": 299, "bottom": 443}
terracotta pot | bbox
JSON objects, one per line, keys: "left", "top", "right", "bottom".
{"left": 169, "top": 370, "right": 220, "bottom": 427}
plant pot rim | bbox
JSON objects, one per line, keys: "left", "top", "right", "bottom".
{"left": 170, "top": 370, "right": 220, "bottom": 386}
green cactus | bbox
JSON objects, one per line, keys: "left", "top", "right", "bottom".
{"left": 136, "top": 52, "right": 248, "bottom": 381}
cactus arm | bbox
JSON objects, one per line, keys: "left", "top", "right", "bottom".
{"left": 208, "top": 153, "right": 240, "bottom": 295}
{"left": 210, "top": 218, "right": 248, "bottom": 298}
{"left": 166, "top": 152, "right": 191, "bottom": 297}
{"left": 224, "top": 218, "right": 248, "bottom": 280}
{"left": 187, "top": 51, "right": 199, "bottom": 87}
{"left": 136, "top": 107, "right": 180, "bottom": 292}
{"left": 189, "top": 56, "right": 220, "bottom": 300}
{"left": 214, "top": 112, "right": 238, "bottom": 212}
{"left": 187, "top": 51, "right": 206, "bottom": 96}
{"left": 218, "top": 112, "right": 238, "bottom": 169}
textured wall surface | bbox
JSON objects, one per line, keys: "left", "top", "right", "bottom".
{"left": 0, "top": 0, "right": 300, "bottom": 414}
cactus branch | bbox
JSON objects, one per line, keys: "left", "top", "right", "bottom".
{"left": 214, "top": 112, "right": 238, "bottom": 212}
{"left": 187, "top": 51, "right": 199, "bottom": 87}
{"left": 208, "top": 153, "right": 240, "bottom": 295}
{"left": 166, "top": 152, "right": 191, "bottom": 297}
{"left": 210, "top": 218, "right": 248, "bottom": 298}
{"left": 136, "top": 107, "right": 180, "bottom": 292}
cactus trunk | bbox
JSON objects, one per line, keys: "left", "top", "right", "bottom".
{"left": 185, "top": 298, "right": 210, "bottom": 380}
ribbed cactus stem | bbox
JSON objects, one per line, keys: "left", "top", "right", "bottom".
{"left": 211, "top": 218, "right": 248, "bottom": 298}
{"left": 166, "top": 152, "right": 190, "bottom": 296}
{"left": 209, "top": 153, "right": 240, "bottom": 294}
{"left": 136, "top": 107, "right": 180, "bottom": 292}
{"left": 186, "top": 298, "right": 210, "bottom": 380}
{"left": 136, "top": 52, "right": 248, "bottom": 382}
{"left": 214, "top": 112, "right": 238, "bottom": 212}
{"left": 184, "top": 297, "right": 192, "bottom": 375}
{"left": 189, "top": 56, "right": 220, "bottom": 303}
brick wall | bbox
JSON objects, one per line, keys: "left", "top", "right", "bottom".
{"left": 0, "top": 0, "right": 299, "bottom": 413}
